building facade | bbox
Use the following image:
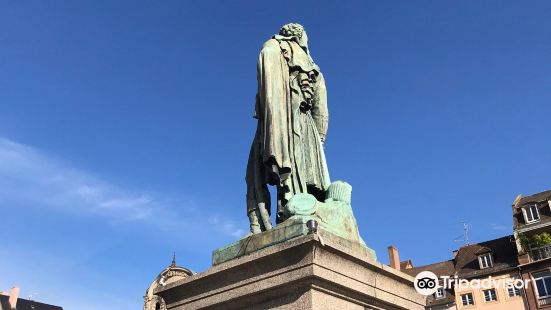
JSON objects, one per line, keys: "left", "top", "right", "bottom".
{"left": 404, "top": 260, "right": 457, "bottom": 310}
{"left": 143, "top": 255, "right": 194, "bottom": 310}
{"left": 513, "top": 190, "right": 551, "bottom": 309}
{"left": 0, "top": 287, "right": 63, "bottom": 310}
{"left": 390, "top": 246, "right": 457, "bottom": 310}
{"left": 396, "top": 188, "right": 551, "bottom": 310}
{"left": 399, "top": 236, "right": 527, "bottom": 310}
{"left": 452, "top": 236, "right": 526, "bottom": 309}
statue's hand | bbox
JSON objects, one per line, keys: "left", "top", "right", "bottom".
{"left": 300, "top": 100, "right": 313, "bottom": 112}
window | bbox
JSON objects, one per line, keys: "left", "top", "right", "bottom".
{"left": 533, "top": 271, "right": 551, "bottom": 298}
{"left": 508, "top": 285, "right": 521, "bottom": 297}
{"left": 532, "top": 245, "right": 551, "bottom": 261}
{"left": 478, "top": 253, "right": 493, "bottom": 269}
{"left": 435, "top": 287, "right": 445, "bottom": 299}
{"left": 461, "top": 293, "right": 474, "bottom": 306}
{"left": 483, "top": 288, "right": 497, "bottom": 302}
{"left": 525, "top": 204, "right": 540, "bottom": 223}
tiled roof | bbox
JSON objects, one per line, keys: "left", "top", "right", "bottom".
{"left": 0, "top": 295, "right": 63, "bottom": 310}
{"left": 0, "top": 295, "right": 8, "bottom": 310}
{"left": 455, "top": 235, "right": 518, "bottom": 278}
{"left": 402, "top": 260, "right": 455, "bottom": 278}
{"left": 399, "top": 236, "right": 519, "bottom": 308}
{"left": 402, "top": 236, "right": 518, "bottom": 279}
{"left": 401, "top": 260, "right": 456, "bottom": 307}
{"left": 516, "top": 190, "right": 551, "bottom": 207}
{"left": 399, "top": 260, "right": 413, "bottom": 270}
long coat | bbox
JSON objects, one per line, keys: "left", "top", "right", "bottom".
{"left": 246, "top": 37, "right": 330, "bottom": 227}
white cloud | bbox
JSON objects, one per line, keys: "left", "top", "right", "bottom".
{"left": 0, "top": 137, "right": 246, "bottom": 238}
{"left": 0, "top": 137, "right": 249, "bottom": 309}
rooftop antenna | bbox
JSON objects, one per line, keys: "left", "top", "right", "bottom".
{"left": 453, "top": 221, "right": 471, "bottom": 246}
{"left": 28, "top": 292, "right": 38, "bottom": 301}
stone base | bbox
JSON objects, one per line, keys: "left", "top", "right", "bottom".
{"left": 212, "top": 217, "right": 377, "bottom": 266}
{"left": 156, "top": 231, "right": 426, "bottom": 310}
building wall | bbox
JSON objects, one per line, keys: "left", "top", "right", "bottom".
{"left": 521, "top": 271, "right": 539, "bottom": 309}
{"left": 454, "top": 272, "right": 526, "bottom": 310}
{"left": 520, "top": 264, "right": 551, "bottom": 309}
{"left": 427, "top": 303, "right": 456, "bottom": 310}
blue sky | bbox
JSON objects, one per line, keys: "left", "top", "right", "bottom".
{"left": 1, "top": 1, "right": 550, "bottom": 309}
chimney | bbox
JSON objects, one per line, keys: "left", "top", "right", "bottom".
{"left": 9, "top": 287, "right": 19, "bottom": 309}
{"left": 452, "top": 250, "right": 459, "bottom": 258}
{"left": 388, "top": 246, "right": 400, "bottom": 271}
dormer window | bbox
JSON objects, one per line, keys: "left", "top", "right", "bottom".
{"left": 524, "top": 204, "right": 540, "bottom": 223}
{"left": 478, "top": 253, "right": 493, "bottom": 269}
{"left": 435, "top": 287, "right": 445, "bottom": 299}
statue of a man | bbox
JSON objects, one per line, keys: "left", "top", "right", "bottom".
{"left": 246, "top": 23, "right": 330, "bottom": 234}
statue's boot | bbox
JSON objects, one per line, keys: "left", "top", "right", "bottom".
{"left": 248, "top": 210, "right": 262, "bottom": 234}
{"left": 257, "top": 202, "right": 273, "bottom": 230}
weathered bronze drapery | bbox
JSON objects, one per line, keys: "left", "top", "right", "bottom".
{"left": 246, "top": 23, "right": 330, "bottom": 233}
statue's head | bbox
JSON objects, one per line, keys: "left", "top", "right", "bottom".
{"left": 279, "top": 23, "right": 308, "bottom": 48}
{"left": 279, "top": 23, "right": 304, "bottom": 39}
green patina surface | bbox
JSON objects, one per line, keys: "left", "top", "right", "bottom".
{"left": 213, "top": 181, "right": 376, "bottom": 265}
{"left": 212, "top": 217, "right": 308, "bottom": 265}
{"left": 212, "top": 219, "right": 376, "bottom": 266}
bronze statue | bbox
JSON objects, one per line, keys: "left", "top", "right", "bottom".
{"left": 246, "top": 23, "right": 330, "bottom": 234}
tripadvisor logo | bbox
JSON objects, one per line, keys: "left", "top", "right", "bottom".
{"left": 414, "top": 271, "right": 439, "bottom": 296}
{"left": 413, "top": 270, "right": 529, "bottom": 296}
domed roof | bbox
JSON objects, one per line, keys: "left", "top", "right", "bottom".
{"left": 143, "top": 253, "right": 194, "bottom": 310}
{"left": 155, "top": 253, "right": 194, "bottom": 285}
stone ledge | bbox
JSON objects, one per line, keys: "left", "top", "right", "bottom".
{"left": 156, "top": 231, "right": 425, "bottom": 310}
{"left": 212, "top": 219, "right": 376, "bottom": 266}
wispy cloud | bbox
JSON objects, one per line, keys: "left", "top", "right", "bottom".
{"left": 0, "top": 136, "right": 248, "bottom": 309}
{"left": 0, "top": 137, "right": 246, "bottom": 238}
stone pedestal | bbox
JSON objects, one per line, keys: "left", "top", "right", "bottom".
{"left": 212, "top": 216, "right": 377, "bottom": 266}
{"left": 156, "top": 230, "right": 425, "bottom": 310}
